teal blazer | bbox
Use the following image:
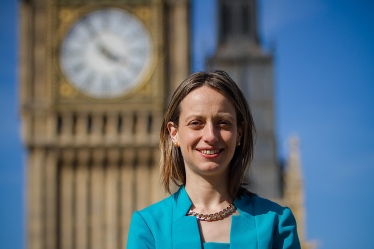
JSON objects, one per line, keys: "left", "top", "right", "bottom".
{"left": 127, "top": 186, "right": 300, "bottom": 249}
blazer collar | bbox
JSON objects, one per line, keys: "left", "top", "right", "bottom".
{"left": 172, "top": 186, "right": 202, "bottom": 248}
{"left": 171, "top": 186, "right": 258, "bottom": 249}
{"left": 172, "top": 185, "right": 192, "bottom": 222}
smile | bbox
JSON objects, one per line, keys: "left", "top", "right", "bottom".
{"left": 199, "top": 149, "right": 220, "bottom": 155}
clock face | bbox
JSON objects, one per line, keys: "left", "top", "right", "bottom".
{"left": 60, "top": 8, "right": 154, "bottom": 99}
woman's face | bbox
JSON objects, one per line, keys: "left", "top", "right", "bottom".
{"left": 168, "top": 86, "right": 242, "bottom": 178}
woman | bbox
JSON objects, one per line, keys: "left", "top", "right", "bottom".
{"left": 127, "top": 70, "right": 301, "bottom": 249}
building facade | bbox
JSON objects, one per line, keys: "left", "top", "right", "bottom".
{"left": 19, "top": 0, "right": 189, "bottom": 248}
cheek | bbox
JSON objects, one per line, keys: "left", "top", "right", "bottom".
{"left": 223, "top": 130, "right": 237, "bottom": 143}
{"left": 178, "top": 130, "right": 199, "bottom": 147}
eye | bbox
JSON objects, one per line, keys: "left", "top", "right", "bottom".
{"left": 218, "top": 120, "right": 232, "bottom": 129}
{"left": 188, "top": 120, "right": 203, "bottom": 129}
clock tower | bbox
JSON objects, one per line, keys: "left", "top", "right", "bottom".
{"left": 19, "top": 0, "right": 190, "bottom": 248}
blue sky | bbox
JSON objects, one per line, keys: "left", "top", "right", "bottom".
{"left": 0, "top": 1, "right": 23, "bottom": 249}
{"left": 1, "top": 0, "right": 374, "bottom": 248}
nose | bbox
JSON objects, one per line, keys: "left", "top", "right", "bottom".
{"left": 202, "top": 123, "right": 218, "bottom": 144}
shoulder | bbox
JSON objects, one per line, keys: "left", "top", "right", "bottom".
{"left": 127, "top": 194, "right": 176, "bottom": 249}
{"left": 244, "top": 195, "right": 301, "bottom": 248}
{"left": 235, "top": 193, "right": 289, "bottom": 216}
{"left": 242, "top": 194, "right": 296, "bottom": 226}
{"left": 236, "top": 194, "right": 298, "bottom": 229}
{"left": 136, "top": 193, "right": 175, "bottom": 222}
{"left": 251, "top": 195, "right": 290, "bottom": 215}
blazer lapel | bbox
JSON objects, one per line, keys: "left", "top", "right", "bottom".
{"left": 170, "top": 187, "right": 259, "bottom": 249}
{"left": 231, "top": 195, "right": 258, "bottom": 249}
{"left": 172, "top": 186, "right": 202, "bottom": 249}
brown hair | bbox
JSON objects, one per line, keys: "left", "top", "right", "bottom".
{"left": 160, "top": 70, "right": 255, "bottom": 198}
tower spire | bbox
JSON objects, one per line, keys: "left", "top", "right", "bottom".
{"left": 284, "top": 136, "right": 316, "bottom": 249}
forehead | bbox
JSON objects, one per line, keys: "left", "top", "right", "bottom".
{"left": 179, "top": 86, "right": 236, "bottom": 117}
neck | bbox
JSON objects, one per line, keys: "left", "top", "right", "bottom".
{"left": 185, "top": 173, "right": 233, "bottom": 214}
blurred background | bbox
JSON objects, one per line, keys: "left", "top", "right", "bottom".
{"left": 1, "top": 0, "right": 373, "bottom": 248}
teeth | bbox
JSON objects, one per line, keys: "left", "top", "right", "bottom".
{"left": 201, "top": 150, "right": 220, "bottom": 155}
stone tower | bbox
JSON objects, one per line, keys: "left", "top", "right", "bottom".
{"left": 19, "top": 0, "right": 190, "bottom": 248}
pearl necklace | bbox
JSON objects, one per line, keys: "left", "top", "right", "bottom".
{"left": 187, "top": 203, "right": 236, "bottom": 221}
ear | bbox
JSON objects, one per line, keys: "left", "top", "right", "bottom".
{"left": 167, "top": 122, "right": 178, "bottom": 143}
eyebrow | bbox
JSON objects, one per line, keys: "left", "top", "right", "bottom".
{"left": 183, "top": 114, "right": 203, "bottom": 121}
{"left": 183, "top": 113, "right": 235, "bottom": 122}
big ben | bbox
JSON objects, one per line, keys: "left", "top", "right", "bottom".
{"left": 19, "top": 0, "right": 190, "bottom": 248}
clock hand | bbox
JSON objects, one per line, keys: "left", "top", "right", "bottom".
{"left": 96, "top": 42, "right": 121, "bottom": 63}
{"left": 84, "top": 19, "right": 127, "bottom": 65}
{"left": 96, "top": 32, "right": 125, "bottom": 62}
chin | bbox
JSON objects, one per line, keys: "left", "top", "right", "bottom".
{"left": 197, "top": 163, "right": 229, "bottom": 176}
